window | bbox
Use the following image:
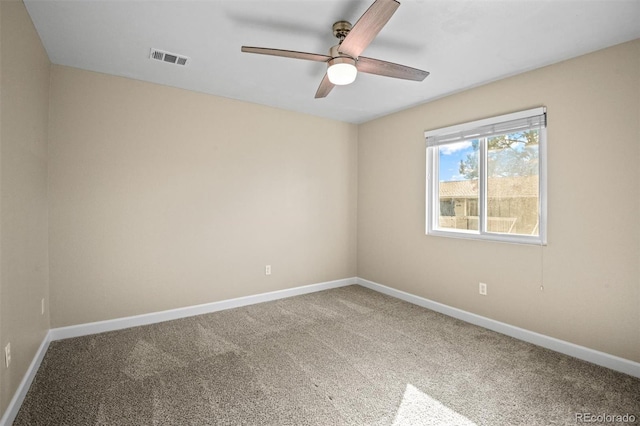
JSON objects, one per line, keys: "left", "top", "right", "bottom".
{"left": 425, "top": 107, "right": 547, "bottom": 245}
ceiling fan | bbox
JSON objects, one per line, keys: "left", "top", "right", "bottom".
{"left": 241, "top": 0, "right": 429, "bottom": 98}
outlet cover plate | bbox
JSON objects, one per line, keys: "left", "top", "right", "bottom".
{"left": 4, "top": 343, "right": 10, "bottom": 368}
{"left": 479, "top": 282, "right": 488, "bottom": 296}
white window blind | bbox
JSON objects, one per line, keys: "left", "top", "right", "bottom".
{"left": 425, "top": 107, "right": 546, "bottom": 147}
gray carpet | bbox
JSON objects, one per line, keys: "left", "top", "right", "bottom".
{"left": 14, "top": 285, "right": 640, "bottom": 425}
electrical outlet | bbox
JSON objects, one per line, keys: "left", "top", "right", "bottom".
{"left": 265, "top": 265, "right": 271, "bottom": 276}
{"left": 41, "top": 298, "right": 45, "bottom": 315}
{"left": 479, "top": 282, "right": 488, "bottom": 296}
{"left": 4, "top": 343, "right": 10, "bottom": 368}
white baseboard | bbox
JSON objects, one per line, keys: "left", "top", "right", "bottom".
{"left": 49, "top": 277, "right": 356, "bottom": 341}
{"left": 0, "top": 333, "right": 51, "bottom": 426}
{"left": 4, "top": 275, "right": 638, "bottom": 425}
{"left": 357, "top": 277, "right": 640, "bottom": 379}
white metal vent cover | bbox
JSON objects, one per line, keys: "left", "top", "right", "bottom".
{"left": 149, "top": 48, "right": 190, "bottom": 66}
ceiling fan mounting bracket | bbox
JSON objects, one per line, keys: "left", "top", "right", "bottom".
{"left": 332, "top": 21, "right": 352, "bottom": 42}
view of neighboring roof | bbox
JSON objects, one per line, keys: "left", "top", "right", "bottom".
{"left": 439, "top": 176, "right": 539, "bottom": 198}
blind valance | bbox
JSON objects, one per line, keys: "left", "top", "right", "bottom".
{"left": 425, "top": 107, "right": 546, "bottom": 147}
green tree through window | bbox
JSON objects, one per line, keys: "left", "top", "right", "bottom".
{"left": 458, "top": 130, "right": 539, "bottom": 179}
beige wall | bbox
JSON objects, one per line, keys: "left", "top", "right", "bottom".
{"left": 0, "top": 0, "right": 51, "bottom": 416}
{"left": 358, "top": 39, "right": 640, "bottom": 362}
{"left": 48, "top": 65, "right": 358, "bottom": 327}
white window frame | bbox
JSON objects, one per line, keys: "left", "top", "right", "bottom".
{"left": 425, "top": 107, "right": 547, "bottom": 245}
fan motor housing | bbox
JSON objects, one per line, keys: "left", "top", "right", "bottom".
{"left": 327, "top": 56, "right": 356, "bottom": 68}
{"left": 329, "top": 45, "right": 355, "bottom": 61}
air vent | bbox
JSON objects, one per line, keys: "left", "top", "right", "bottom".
{"left": 149, "top": 48, "right": 190, "bottom": 66}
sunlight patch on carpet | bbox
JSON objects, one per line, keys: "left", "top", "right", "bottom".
{"left": 392, "top": 384, "right": 477, "bottom": 426}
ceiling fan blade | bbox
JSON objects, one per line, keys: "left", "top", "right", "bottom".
{"left": 315, "top": 73, "right": 335, "bottom": 98}
{"left": 338, "top": 0, "right": 400, "bottom": 58}
{"left": 357, "top": 56, "right": 429, "bottom": 81}
{"left": 241, "top": 46, "right": 331, "bottom": 62}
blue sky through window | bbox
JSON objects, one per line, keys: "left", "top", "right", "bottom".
{"left": 438, "top": 141, "right": 476, "bottom": 182}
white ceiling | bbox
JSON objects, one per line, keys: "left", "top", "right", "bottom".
{"left": 24, "top": 0, "right": 640, "bottom": 124}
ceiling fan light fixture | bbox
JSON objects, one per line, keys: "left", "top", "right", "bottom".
{"left": 327, "top": 57, "right": 357, "bottom": 85}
